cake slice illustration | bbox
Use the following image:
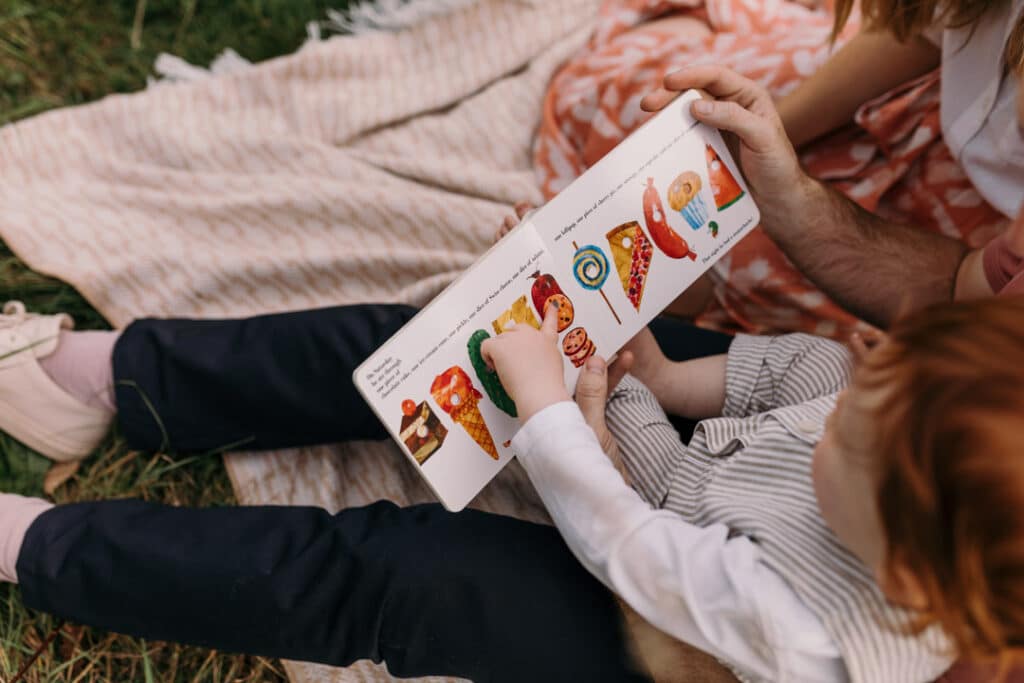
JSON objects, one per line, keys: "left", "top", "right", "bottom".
{"left": 467, "top": 329, "right": 517, "bottom": 417}
{"left": 705, "top": 143, "right": 745, "bottom": 211}
{"left": 492, "top": 295, "right": 540, "bottom": 335}
{"left": 562, "top": 327, "right": 596, "bottom": 368}
{"left": 644, "top": 177, "right": 698, "bottom": 259}
{"left": 529, "top": 272, "right": 574, "bottom": 331}
{"left": 399, "top": 399, "right": 448, "bottom": 465}
{"left": 605, "top": 220, "right": 653, "bottom": 312}
{"left": 430, "top": 366, "right": 499, "bottom": 460}
{"left": 666, "top": 172, "right": 709, "bottom": 232}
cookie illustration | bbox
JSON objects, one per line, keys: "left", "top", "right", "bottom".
{"left": 562, "top": 326, "right": 596, "bottom": 368}
{"left": 530, "top": 272, "right": 575, "bottom": 331}
{"left": 544, "top": 294, "right": 575, "bottom": 331}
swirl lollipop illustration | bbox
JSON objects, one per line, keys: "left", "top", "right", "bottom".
{"left": 571, "top": 242, "right": 621, "bottom": 325}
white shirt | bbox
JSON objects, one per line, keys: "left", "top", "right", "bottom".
{"left": 512, "top": 401, "right": 848, "bottom": 682}
{"left": 924, "top": 0, "right": 1024, "bottom": 218}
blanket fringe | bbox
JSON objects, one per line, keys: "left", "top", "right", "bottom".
{"left": 152, "top": 0, "right": 486, "bottom": 82}
{"left": 319, "top": 0, "right": 483, "bottom": 35}
{"left": 151, "top": 48, "right": 252, "bottom": 83}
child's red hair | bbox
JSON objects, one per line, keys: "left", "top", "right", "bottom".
{"left": 857, "top": 296, "right": 1024, "bottom": 666}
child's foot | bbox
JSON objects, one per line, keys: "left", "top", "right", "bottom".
{"left": 0, "top": 302, "right": 113, "bottom": 462}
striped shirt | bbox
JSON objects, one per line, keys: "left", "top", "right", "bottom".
{"left": 613, "top": 334, "right": 952, "bottom": 682}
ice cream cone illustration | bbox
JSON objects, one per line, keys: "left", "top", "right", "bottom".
{"left": 705, "top": 143, "right": 745, "bottom": 211}
{"left": 430, "top": 366, "right": 499, "bottom": 460}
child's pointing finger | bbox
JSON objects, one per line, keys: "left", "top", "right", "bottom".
{"left": 541, "top": 298, "right": 561, "bottom": 338}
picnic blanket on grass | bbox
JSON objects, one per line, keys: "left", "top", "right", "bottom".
{"left": 2, "top": 0, "right": 1008, "bottom": 681}
{"left": 0, "top": 1, "right": 600, "bottom": 680}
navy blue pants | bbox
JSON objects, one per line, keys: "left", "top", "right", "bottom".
{"left": 17, "top": 304, "right": 732, "bottom": 682}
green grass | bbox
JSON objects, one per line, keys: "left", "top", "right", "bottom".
{"left": 0, "top": 1, "right": 346, "bottom": 679}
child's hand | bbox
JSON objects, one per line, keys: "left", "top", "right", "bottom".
{"left": 575, "top": 354, "right": 632, "bottom": 483}
{"left": 848, "top": 328, "right": 887, "bottom": 362}
{"left": 480, "top": 303, "right": 569, "bottom": 422}
{"left": 620, "top": 327, "right": 670, "bottom": 398}
{"left": 494, "top": 201, "right": 536, "bottom": 243}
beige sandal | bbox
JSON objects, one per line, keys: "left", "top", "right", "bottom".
{"left": 0, "top": 301, "right": 112, "bottom": 462}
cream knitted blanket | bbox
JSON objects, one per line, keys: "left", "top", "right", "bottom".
{"left": 0, "top": 1, "right": 600, "bottom": 680}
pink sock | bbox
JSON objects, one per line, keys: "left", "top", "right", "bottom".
{"left": 0, "top": 493, "right": 53, "bottom": 583}
{"left": 38, "top": 330, "right": 119, "bottom": 413}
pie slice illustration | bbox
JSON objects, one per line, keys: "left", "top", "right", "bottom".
{"left": 605, "top": 220, "right": 653, "bottom": 312}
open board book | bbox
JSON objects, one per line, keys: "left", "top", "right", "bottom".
{"left": 354, "top": 91, "right": 760, "bottom": 511}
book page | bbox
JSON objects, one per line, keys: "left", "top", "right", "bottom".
{"left": 532, "top": 90, "right": 760, "bottom": 360}
{"left": 355, "top": 90, "right": 760, "bottom": 511}
{"left": 354, "top": 224, "right": 558, "bottom": 511}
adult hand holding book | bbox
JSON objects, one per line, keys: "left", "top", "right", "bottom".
{"left": 640, "top": 64, "right": 807, "bottom": 204}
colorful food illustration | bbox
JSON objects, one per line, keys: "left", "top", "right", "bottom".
{"left": 572, "top": 242, "right": 621, "bottom": 325}
{"left": 562, "top": 327, "right": 597, "bottom": 368}
{"left": 530, "top": 272, "right": 575, "bottom": 331}
{"left": 667, "top": 172, "right": 709, "bottom": 233}
{"left": 645, "top": 177, "right": 698, "bottom": 259}
{"left": 467, "top": 329, "right": 517, "bottom": 417}
{"left": 709, "top": 220, "right": 719, "bottom": 238}
{"left": 572, "top": 244, "right": 610, "bottom": 289}
{"left": 492, "top": 295, "right": 540, "bottom": 335}
{"left": 605, "top": 221, "right": 653, "bottom": 312}
{"left": 399, "top": 399, "right": 448, "bottom": 465}
{"left": 705, "top": 143, "right": 745, "bottom": 211}
{"left": 430, "top": 366, "right": 499, "bottom": 460}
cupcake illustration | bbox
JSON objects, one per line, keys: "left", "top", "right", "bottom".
{"left": 667, "top": 171, "right": 708, "bottom": 230}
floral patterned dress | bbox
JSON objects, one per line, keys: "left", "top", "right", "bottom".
{"left": 534, "top": 0, "right": 1008, "bottom": 338}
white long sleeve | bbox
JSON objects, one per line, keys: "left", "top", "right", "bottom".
{"left": 512, "top": 401, "right": 847, "bottom": 682}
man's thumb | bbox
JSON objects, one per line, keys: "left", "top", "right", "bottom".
{"left": 575, "top": 356, "right": 609, "bottom": 427}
